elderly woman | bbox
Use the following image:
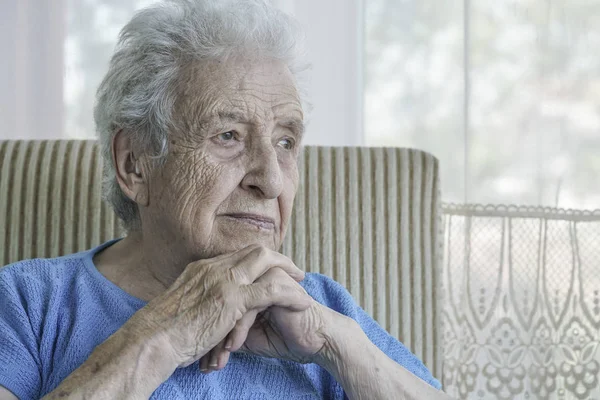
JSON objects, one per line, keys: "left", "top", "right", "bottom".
{"left": 0, "top": 1, "right": 449, "bottom": 399}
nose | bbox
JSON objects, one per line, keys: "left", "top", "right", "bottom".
{"left": 241, "top": 141, "right": 283, "bottom": 199}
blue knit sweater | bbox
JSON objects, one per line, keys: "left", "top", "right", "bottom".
{"left": 0, "top": 240, "right": 441, "bottom": 399}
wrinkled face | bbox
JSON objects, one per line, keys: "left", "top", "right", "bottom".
{"left": 145, "top": 58, "right": 303, "bottom": 259}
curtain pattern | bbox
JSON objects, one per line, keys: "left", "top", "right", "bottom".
{"left": 441, "top": 204, "right": 600, "bottom": 399}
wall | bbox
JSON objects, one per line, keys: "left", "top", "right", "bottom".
{"left": 276, "top": 0, "right": 363, "bottom": 146}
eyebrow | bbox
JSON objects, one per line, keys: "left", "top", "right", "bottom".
{"left": 278, "top": 118, "right": 305, "bottom": 140}
{"left": 215, "top": 111, "right": 305, "bottom": 139}
{"left": 217, "top": 111, "right": 248, "bottom": 124}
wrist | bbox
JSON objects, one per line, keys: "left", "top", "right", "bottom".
{"left": 314, "top": 312, "right": 364, "bottom": 371}
{"left": 120, "top": 318, "right": 179, "bottom": 379}
{"left": 314, "top": 316, "right": 388, "bottom": 400}
{"left": 313, "top": 318, "right": 446, "bottom": 400}
{"left": 44, "top": 322, "right": 176, "bottom": 400}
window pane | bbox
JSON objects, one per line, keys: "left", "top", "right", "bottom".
{"left": 365, "top": 0, "right": 600, "bottom": 209}
{"left": 365, "top": 0, "right": 465, "bottom": 202}
{"left": 65, "top": 0, "right": 159, "bottom": 139}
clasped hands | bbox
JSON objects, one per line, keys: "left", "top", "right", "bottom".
{"left": 127, "top": 244, "right": 343, "bottom": 374}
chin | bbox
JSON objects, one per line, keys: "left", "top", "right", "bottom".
{"left": 203, "top": 236, "right": 280, "bottom": 258}
{"left": 211, "top": 222, "right": 280, "bottom": 253}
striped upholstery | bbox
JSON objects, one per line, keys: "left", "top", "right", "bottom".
{"left": 0, "top": 140, "right": 443, "bottom": 377}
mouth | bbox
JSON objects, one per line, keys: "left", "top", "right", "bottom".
{"left": 221, "top": 213, "right": 276, "bottom": 230}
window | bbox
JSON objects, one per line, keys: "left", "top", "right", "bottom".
{"left": 365, "top": 0, "right": 600, "bottom": 208}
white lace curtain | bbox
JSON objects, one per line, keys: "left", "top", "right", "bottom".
{"left": 441, "top": 205, "right": 600, "bottom": 399}
{"left": 366, "top": 1, "right": 600, "bottom": 397}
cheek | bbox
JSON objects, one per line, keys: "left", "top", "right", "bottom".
{"left": 279, "top": 162, "right": 299, "bottom": 223}
{"left": 161, "top": 150, "right": 233, "bottom": 224}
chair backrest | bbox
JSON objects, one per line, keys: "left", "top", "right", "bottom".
{"left": 0, "top": 140, "right": 443, "bottom": 377}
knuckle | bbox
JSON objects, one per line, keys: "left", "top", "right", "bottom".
{"left": 243, "top": 243, "right": 259, "bottom": 251}
{"left": 191, "top": 258, "right": 210, "bottom": 269}
{"left": 226, "top": 266, "right": 241, "bottom": 283}
{"left": 181, "top": 261, "right": 199, "bottom": 278}
{"left": 264, "top": 281, "right": 278, "bottom": 297}
{"left": 242, "top": 244, "right": 260, "bottom": 257}
{"left": 185, "top": 260, "right": 212, "bottom": 280}
{"left": 252, "top": 245, "right": 269, "bottom": 259}
{"left": 272, "top": 267, "right": 288, "bottom": 278}
{"left": 269, "top": 267, "right": 292, "bottom": 283}
{"left": 213, "top": 283, "right": 236, "bottom": 307}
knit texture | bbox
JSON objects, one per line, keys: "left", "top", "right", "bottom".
{"left": 0, "top": 240, "right": 441, "bottom": 399}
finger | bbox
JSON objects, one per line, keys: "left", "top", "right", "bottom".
{"left": 256, "top": 267, "right": 301, "bottom": 285}
{"left": 242, "top": 278, "right": 312, "bottom": 313}
{"left": 208, "top": 339, "right": 231, "bottom": 372}
{"left": 232, "top": 246, "right": 305, "bottom": 284}
{"left": 227, "top": 309, "right": 260, "bottom": 352}
{"left": 199, "top": 353, "right": 210, "bottom": 373}
{"left": 208, "top": 348, "right": 220, "bottom": 370}
{"left": 216, "top": 349, "right": 231, "bottom": 370}
{"left": 255, "top": 267, "right": 310, "bottom": 297}
{"left": 185, "top": 244, "right": 261, "bottom": 275}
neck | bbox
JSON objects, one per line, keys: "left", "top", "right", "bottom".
{"left": 93, "top": 231, "right": 190, "bottom": 302}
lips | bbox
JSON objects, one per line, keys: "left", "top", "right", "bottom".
{"left": 221, "top": 213, "right": 276, "bottom": 230}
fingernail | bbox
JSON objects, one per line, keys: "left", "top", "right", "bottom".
{"left": 224, "top": 338, "right": 233, "bottom": 350}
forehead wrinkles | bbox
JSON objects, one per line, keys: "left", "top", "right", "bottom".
{"left": 235, "top": 60, "right": 301, "bottom": 111}
{"left": 172, "top": 60, "right": 302, "bottom": 138}
{"left": 237, "top": 71, "right": 300, "bottom": 105}
{"left": 235, "top": 88, "right": 303, "bottom": 129}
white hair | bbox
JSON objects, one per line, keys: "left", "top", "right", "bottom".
{"left": 94, "top": 0, "right": 309, "bottom": 231}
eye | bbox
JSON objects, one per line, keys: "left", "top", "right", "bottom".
{"left": 278, "top": 138, "right": 295, "bottom": 150}
{"left": 217, "top": 131, "right": 235, "bottom": 141}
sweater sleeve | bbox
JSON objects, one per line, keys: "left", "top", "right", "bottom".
{"left": 301, "top": 273, "right": 442, "bottom": 391}
{"left": 0, "top": 266, "right": 43, "bottom": 400}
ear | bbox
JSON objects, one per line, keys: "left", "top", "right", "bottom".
{"left": 111, "top": 130, "right": 150, "bottom": 207}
